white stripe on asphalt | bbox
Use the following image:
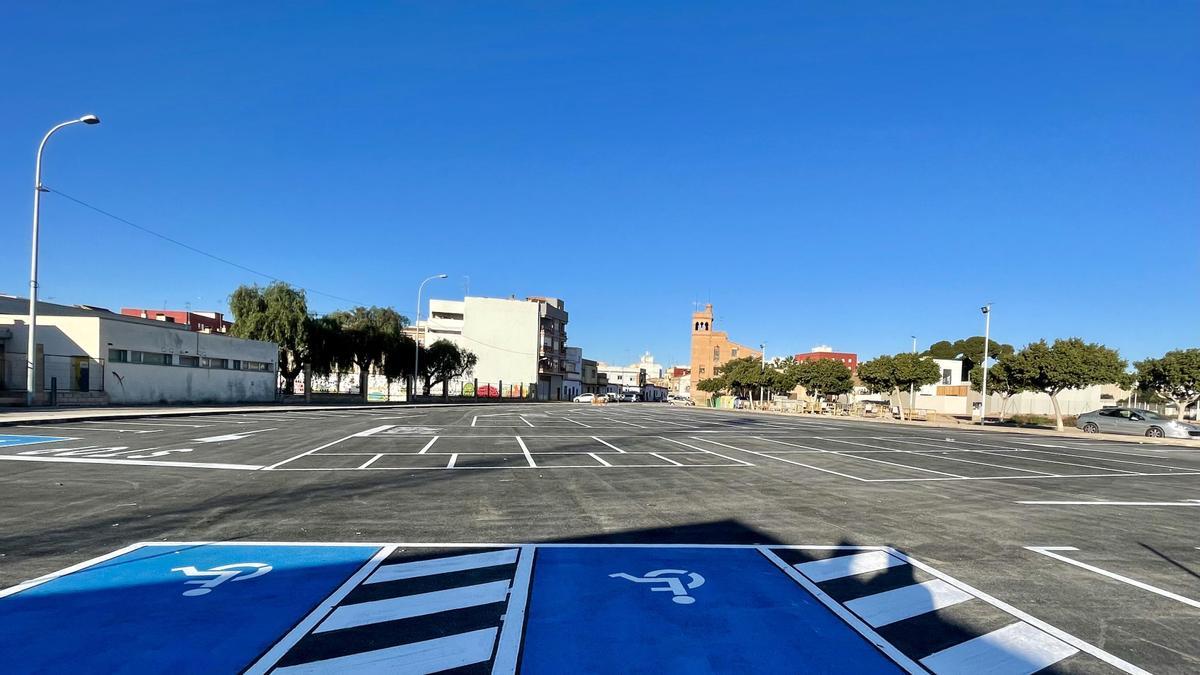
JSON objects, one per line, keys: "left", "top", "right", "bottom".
{"left": 919, "top": 622, "right": 1077, "bottom": 674}
{"left": 272, "top": 627, "right": 497, "bottom": 674}
{"left": 365, "top": 549, "right": 518, "bottom": 585}
{"left": 316, "top": 580, "right": 510, "bottom": 633}
{"left": 796, "top": 551, "right": 905, "bottom": 582}
{"left": 845, "top": 578, "right": 973, "bottom": 627}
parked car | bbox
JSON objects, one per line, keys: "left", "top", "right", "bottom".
{"left": 604, "top": 392, "right": 620, "bottom": 403}
{"left": 1076, "top": 407, "right": 1200, "bottom": 438}
{"left": 669, "top": 396, "right": 695, "bottom": 406}
{"left": 620, "top": 392, "right": 640, "bottom": 403}
{"left": 572, "top": 393, "right": 598, "bottom": 403}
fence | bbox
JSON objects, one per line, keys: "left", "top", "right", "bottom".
{"left": 1, "top": 351, "right": 105, "bottom": 394}
{"left": 292, "top": 372, "right": 539, "bottom": 402}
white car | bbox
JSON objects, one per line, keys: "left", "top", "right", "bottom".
{"left": 572, "top": 393, "right": 598, "bottom": 403}
{"left": 668, "top": 396, "right": 695, "bottom": 406}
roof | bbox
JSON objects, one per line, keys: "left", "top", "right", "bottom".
{"left": 0, "top": 294, "right": 192, "bottom": 331}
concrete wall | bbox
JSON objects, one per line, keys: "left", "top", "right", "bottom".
{"left": 460, "top": 297, "right": 539, "bottom": 388}
{"left": 100, "top": 318, "right": 277, "bottom": 404}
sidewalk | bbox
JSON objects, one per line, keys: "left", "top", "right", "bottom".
{"left": 699, "top": 406, "right": 1200, "bottom": 449}
{"left": 0, "top": 400, "right": 544, "bottom": 427}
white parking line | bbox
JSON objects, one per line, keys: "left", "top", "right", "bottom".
{"left": 515, "top": 436, "right": 537, "bottom": 467}
{"left": 518, "top": 416, "right": 535, "bottom": 428}
{"left": 358, "top": 454, "right": 385, "bottom": 469}
{"left": 417, "top": 436, "right": 440, "bottom": 454}
{"left": 591, "top": 436, "right": 626, "bottom": 453}
{"left": 1026, "top": 546, "right": 1200, "bottom": 610}
{"left": 588, "top": 453, "right": 613, "bottom": 467}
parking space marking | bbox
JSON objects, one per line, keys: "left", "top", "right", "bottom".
{"left": 1017, "top": 500, "right": 1200, "bottom": 506}
{"left": 518, "top": 415, "right": 535, "bottom": 428}
{"left": 83, "top": 420, "right": 212, "bottom": 428}
{"left": 1026, "top": 546, "right": 1200, "bottom": 610}
{"left": 588, "top": 452, "right": 613, "bottom": 466}
{"left": 888, "top": 438, "right": 1143, "bottom": 474}
{"left": 417, "top": 436, "right": 440, "bottom": 454}
{"left": 920, "top": 622, "right": 1078, "bottom": 674}
{"left": 357, "top": 454, "right": 384, "bottom": 469}
{"left": 0, "top": 455, "right": 262, "bottom": 470}
{"left": 516, "top": 436, "right": 537, "bottom": 467}
{"left": 591, "top": 436, "right": 626, "bottom": 453}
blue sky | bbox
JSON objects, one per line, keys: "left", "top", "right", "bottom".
{"left": 2, "top": 2, "right": 1196, "bottom": 368}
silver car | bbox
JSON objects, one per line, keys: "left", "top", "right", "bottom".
{"left": 1076, "top": 407, "right": 1200, "bottom": 439}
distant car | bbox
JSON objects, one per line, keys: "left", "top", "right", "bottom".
{"left": 669, "top": 396, "right": 694, "bottom": 406}
{"left": 572, "top": 393, "right": 598, "bottom": 403}
{"left": 1076, "top": 407, "right": 1200, "bottom": 438}
{"left": 620, "top": 392, "right": 640, "bottom": 403}
{"left": 604, "top": 392, "right": 620, "bottom": 403}
{"left": 732, "top": 396, "right": 749, "bottom": 409}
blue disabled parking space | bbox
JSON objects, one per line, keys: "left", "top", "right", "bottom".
{"left": 521, "top": 547, "right": 904, "bottom": 674}
{"left": 0, "top": 434, "right": 72, "bottom": 449}
{"left": 0, "top": 543, "right": 379, "bottom": 674}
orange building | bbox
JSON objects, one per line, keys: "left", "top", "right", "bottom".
{"left": 689, "top": 304, "right": 761, "bottom": 403}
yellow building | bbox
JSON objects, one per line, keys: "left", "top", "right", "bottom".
{"left": 689, "top": 304, "right": 761, "bottom": 403}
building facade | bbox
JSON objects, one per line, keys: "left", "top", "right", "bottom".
{"left": 420, "top": 295, "right": 570, "bottom": 400}
{"left": 794, "top": 346, "right": 858, "bottom": 373}
{"left": 120, "top": 308, "right": 232, "bottom": 333}
{"left": 689, "top": 304, "right": 761, "bottom": 403}
{"left": 597, "top": 362, "right": 644, "bottom": 391}
{"left": 1, "top": 296, "right": 276, "bottom": 405}
{"left": 563, "top": 346, "right": 583, "bottom": 400}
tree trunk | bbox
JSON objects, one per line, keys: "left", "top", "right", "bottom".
{"left": 894, "top": 387, "right": 906, "bottom": 421}
{"left": 1049, "top": 391, "right": 1064, "bottom": 431}
{"left": 304, "top": 363, "right": 312, "bottom": 404}
{"left": 998, "top": 394, "right": 1010, "bottom": 421}
{"left": 359, "top": 365, "right": 369, "bottom": 402}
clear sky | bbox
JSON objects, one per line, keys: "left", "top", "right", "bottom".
{"left": 2, "top": 2, "right": 1196, "bottom": 368}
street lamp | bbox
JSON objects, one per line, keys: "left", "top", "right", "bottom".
{"left": 412, "top": 273, "right": 448, "bottom": 398}
{"left": 909, "top": 336, "right": 917, "bottom": 410}
{"left": 979, "top": 305, "right": 992, "bottom": 425}
{"left": 760, "top": 342, "right": 766, "bottom": 409}
{"left": 26, "top": 115, "right": 101, "bottom": 406}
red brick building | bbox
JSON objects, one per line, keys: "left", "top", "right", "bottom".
{"left": 794, "top": 348, "right": 857, "bottom": 373}
{"left": 119, "top": 308, "right": 232, "bottom": 334}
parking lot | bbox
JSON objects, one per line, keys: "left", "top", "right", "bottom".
{"left": 1, "top": 403, "right": 1198, "bottom": 672}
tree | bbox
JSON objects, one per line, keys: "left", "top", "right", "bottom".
{"left": 714, "top": 357, "right": 768, "bottom": 399}
{"left": 923, "top": 336, "right": 1014, "bottom": 373}
{"left": 419, "top": 340, "right": 479, "bottom": 398}
{"left": 1006, "top": 338, "right": 1127, "bottom": 431}
{"left": 328, "top": 306, "right": 409, "bottom": 402}
{"left": 858, "top": 353, "right": 941, "bottom": 420}
{"left": 229, "top": 282, "right": 310, "bottom": 394}
{"left": 1135, "top": 349, "right": 1200, "bottom": 420}
{"left": 695, "top": 376, "right": 727, "bottom": 396}
{"left": 969, "top": 353, "right": 1026, "bottom": 421}
{"left": 793, "top": 359, "right": 854, "bottom": 404}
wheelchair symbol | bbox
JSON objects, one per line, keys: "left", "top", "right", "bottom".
{"left": 170, "top": 562, "right": 272, "bottom": 597}
{"left": 610, "top": 568, "right": 706, "bottom": 604}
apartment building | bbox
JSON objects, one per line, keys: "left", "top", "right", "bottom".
{"left": 120, "top": 308, "right": 232, "bottom": 333}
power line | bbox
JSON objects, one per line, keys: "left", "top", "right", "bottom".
{"left": 43, "top": 186, "right": 368, "bottom": 307}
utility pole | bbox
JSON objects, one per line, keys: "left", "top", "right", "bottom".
{"left": 909, "top": 336, "right": 917, "bottom": 411}
{"left": 980, "top": 305, "right": 992, "bottom": 425}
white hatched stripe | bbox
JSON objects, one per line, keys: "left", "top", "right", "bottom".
{"left": 845, "top": 579, "right": 973, "bottom": 627}
{"left": 920, "top": 622, "right": 1077, "bottom": 674}
{"left": 365, "top": 549, "right": 518, "bottom": 584}
{"left": 316, "top": 580, "right": 509, "bottom": 633}
{"left": 796, "top": 551, "right": 905, "bottom": 582}
{"left": 273, "top": 627, "right": 497, "bottom": 674}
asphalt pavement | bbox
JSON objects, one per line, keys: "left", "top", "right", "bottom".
{"left": 1, "top": 403, "right": 1197, "bottom": 673}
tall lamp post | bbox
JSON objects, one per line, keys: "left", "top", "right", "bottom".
{"left": 26, "top": 115, "right": 101, "bottom": 406}
{"left": 979, "top": 304, "right": 992, "bottom": 425}
{"left": 909, "top": 336, "right": 917, "bottom": 411}
{"left": 412, "top": 273, "right": 447, "bottom": 398}
{"left": 759, "top": 342, "right": 766, "bottom": 409}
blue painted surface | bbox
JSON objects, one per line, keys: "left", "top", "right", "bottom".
{"left": 0, "top": 543, "right": 379, "bottom": 674}
{"left": 0, "top": 434, "right": 71, "bottom": 448}
{"left": 522, "top": 547, "right": 903, "bottom": 674}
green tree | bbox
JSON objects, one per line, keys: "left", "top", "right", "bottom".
{"left": 328, "top": 306, "right": 409, "bottom": 402}
{"left": 419, "top": 340, "right": 479, "bottom": 398}
{"left": 969, "top": 353, "right": 1026, "bottom": 421}
{"left": 923, "top": 336, "right": 1014, "bottom": 372}
{"left": 858, "top": 353, "right": 941, "bottom": 420}
{"left": 229, "top": 282, "right": 310, "bottom": 393}
{"left": 695, "top": 375, "right": 728, "bottom": 396}
{"left": 1135, "top": 349, "right": 1200, "bottom": 420}
{"left": 714, "top": 357, "right": 768, "bottom": 400}
{"left": 1006, "top": 338, "right": 1127, "bottom": 431}
{"left": 793, "top": 359, "right": 854, "bottom": 403}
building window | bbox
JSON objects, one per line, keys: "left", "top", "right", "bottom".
{"left": 201, "top": 357, "right": 229, "bottom": 369}
{"left": 108, "top": 349, "right": 128, "bottom": 363}
{"left": 178, "top": 355, "right": 200, "bottom": 368}
{"left": 130, "top": 351, "right": 171, "bottom": 366}
{"left": 232, "top": 360, "right": 242, "bottom": 370}
{"left": 241, "top": 360, "right": 272, "bottom": 372}
{"left": 713, "top": 346, "right": 720, "bottom": 362}
{"left": 731, "top": 347, "right": 738, "bottom": 358}
{"left": 941, "top": 368, "right": 952, "bottom": 385}
{"left": 699, "top": 366, "right": 705, "bottom": 374}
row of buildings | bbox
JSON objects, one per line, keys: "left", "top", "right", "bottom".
{"left": 685, "top": 302, "right": 1124, "bottom": 416}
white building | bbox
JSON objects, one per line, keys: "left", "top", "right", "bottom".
{"left": 420, "top": 295, "right": 570, "bottom": 400}
{"left": 0, "top": 296, "right": 277, "bottom": 405}
{"left": 597, "top": 362, "right": 644, "bottom": 391}
{"left": 635, "top": 351, "right": 666, "bottom": 380}
{"left": 563, "top": 346, "right": 583, "bottom": 400}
